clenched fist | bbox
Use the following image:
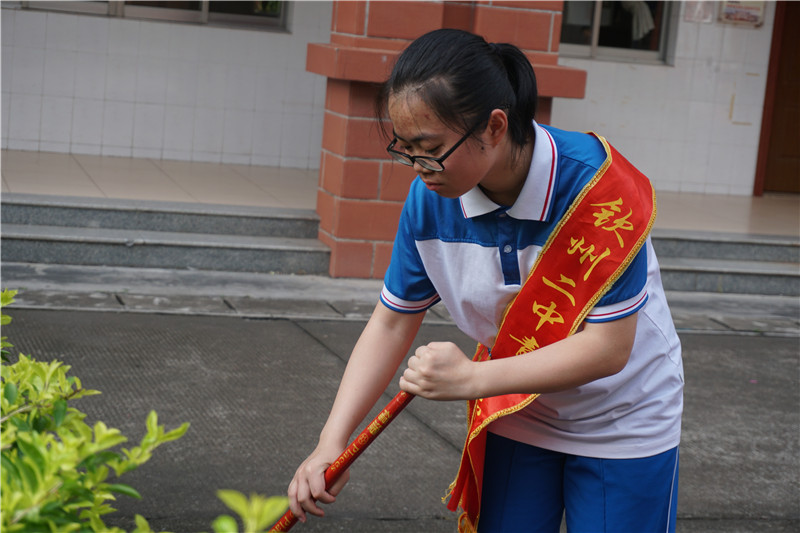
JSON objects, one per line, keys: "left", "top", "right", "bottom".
{"left": 399, "top": 342, "right": 478, "bottom": 401}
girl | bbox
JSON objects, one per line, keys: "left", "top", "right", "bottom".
{"left": 288, "top": 29, "right": 683, "bottom": 533}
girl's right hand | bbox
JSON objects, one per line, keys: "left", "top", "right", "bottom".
{"left": 287, "top": 445, "right": 350, "bottom": 523}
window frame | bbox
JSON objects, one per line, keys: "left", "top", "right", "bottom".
{"left": 20, "top": 1, "right": 288, "bottom": 31}
{"left": 20, "top": 1, "right": 114, "bottom": 16}
{"left": 559, "top": 0, "right": 676, "bottom": 65}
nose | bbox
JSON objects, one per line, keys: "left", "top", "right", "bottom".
{"left": 412, "top": 160, "right": 433, "bottom": 175}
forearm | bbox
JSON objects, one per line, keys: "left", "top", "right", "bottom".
{"left": 473, "top": 314, "right": 638, "bottom": 398}
{"left": 318, "top": 303, "right": 424, "bottom": 449}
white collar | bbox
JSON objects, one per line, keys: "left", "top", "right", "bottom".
{"left": 459, "top": 121, "right": 558, "bottom": 222}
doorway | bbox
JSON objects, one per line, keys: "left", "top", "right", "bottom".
{"left": 755, "top": 1, "right": 800, "bottom": 194}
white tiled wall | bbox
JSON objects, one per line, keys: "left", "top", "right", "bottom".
{"left": 551, "top": 2, "right": 775, "bottom": 196}
{"left": 1, "top": 1, "right": 332, "bottom": 169}
{"left": 2, "top": 1, "right": 779, "bottom": 191}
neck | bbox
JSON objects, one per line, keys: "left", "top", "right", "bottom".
{"left": 480, "top": 141, "right": 534, "bottom": 207}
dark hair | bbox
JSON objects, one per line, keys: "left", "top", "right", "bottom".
{"left": 376, "top": 29, "right": 537, "bottom": 150}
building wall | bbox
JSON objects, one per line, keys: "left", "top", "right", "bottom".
{"left": 551, "top": 2, "right": 775, "bottom": 196}
{"left": 1, "top": 1, "right": 333, "bottom": 168}
{"left": 2, "top": 1, "right": 778, "bottom": 195}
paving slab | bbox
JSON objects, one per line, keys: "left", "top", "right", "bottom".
{"left": 715, "top": 316, "right": 800, "bottom": 336}
{"left": 670, "top": 313, "right": 732, "bottom": 333}
{"left": 226, "top": 296, "right": 344, "bottom": 320}
{"left": 1, "top": 262, "right": 384, "bottom": 301}
{"left": 10, "top": 289, "right": 125, "bottom": 311}
{"left": 117, "top": 293, "right": 234, "bottom": 315}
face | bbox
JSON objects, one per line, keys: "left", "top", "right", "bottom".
{"left": 387, "top": 92, "right": 491, "bottom": 199}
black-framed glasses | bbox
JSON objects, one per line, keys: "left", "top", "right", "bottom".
{"left": 386, "top": 121, "right": 482, "bottom": 172}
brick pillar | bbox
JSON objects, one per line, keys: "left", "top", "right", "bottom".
{"left": 307, "top": 0, "right": 586, "bottom": 279}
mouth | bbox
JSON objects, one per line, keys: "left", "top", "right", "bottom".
{"left": 422, "top": 178, "right": 442, "bottom": 191}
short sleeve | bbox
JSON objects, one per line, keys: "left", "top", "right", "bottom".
{"left": 585, "top": 245, "right": 648, "bottom": 322}
{"left": 380, "top": 184, "right": 440, "bottom": 313}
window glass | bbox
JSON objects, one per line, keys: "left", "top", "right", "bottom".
{"left": 561, "top": 1, "right": 668, "bottom": 60}
{"left": 209, "top": 1, "right": 281, "bottom": 18}
{"left": 21, "top": 0, "right": 285, "bottom": 29}
{"left": 20, "top": 1, "right": 111, "bottom": 15}
{"left": 122, "top": 1, "right": 203, "bottom": 23}
{"left": 598, "top": 1, "right": 661, "bottom": 50}
{"left": 126, "top": 1, "right": 201, "bottom": 9}
{"left": 561, "top": 1, "right": 596, "bottom": 46}
{"left": 208, "top": 1, "right": 286, "bottom": 28}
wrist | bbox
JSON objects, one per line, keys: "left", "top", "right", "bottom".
{"left": 317, "top": 430, "right": 348, "bottom": 455}
{"left": 467, "top": 359, "right": 485, "bottom": 400}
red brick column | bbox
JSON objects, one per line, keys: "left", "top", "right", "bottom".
{"left": 307, "top": 1, "right": 586, "bottom": 278}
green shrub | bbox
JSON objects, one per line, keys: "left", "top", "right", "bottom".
{"left": 1, "top": 289, "right": 288, "bottom": 532}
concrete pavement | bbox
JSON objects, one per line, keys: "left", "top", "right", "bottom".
{"left": 2, "top": 263, "right": 799, "bottom": 532}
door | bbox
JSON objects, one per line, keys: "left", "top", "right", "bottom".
{"left": 757, "top": 1, "right": 800, "bottom": 194}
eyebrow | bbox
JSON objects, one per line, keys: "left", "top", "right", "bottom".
{"left": 392, "top": 130, "right": 437, "bottom": 145}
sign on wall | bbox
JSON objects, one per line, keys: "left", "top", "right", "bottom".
{"left": 718, "top": 1, "right": 766, "bottom": 27}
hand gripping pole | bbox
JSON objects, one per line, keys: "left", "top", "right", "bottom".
{"left": 269, "top": 391, "right": 415, "bottom": 531}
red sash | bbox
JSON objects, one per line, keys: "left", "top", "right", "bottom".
{"left": 444, "top": 135, "right": 656, "bottom": 532}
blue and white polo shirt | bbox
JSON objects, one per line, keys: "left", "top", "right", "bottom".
{"left": 381, "top": 122, "right": 648, "bottom": 346}
{"left": 380, "top": 122, "right": 683, "bottom": 459}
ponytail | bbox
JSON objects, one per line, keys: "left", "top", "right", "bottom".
{"left": 489, "top": 42, "right": 538, "bottom": 147}
{"left": 376, "top": 29, "right": 538, "bottom": 151}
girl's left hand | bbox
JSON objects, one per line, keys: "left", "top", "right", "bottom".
{"left": 399, "top": 342, "right": 476, "bottom": 401}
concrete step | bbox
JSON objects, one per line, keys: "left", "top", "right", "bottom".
{"left": 0, "top": 193, "right": 319, "bottom": 238}
{"left": 651, "top": 228, "right": 800, "bottom": 263}
{"left": 1, "top": 224, "right": 330, "bottom": 275}
{"left": 2, "top": 195, "right": 797, "bottom": 293}
{"left": 0, "top": 193, "right": 329, "bottom": 275}
{"left": 658, "top": 257, "right": 800, "bottom": 296}
{"left": 650, "top": 229, "right": 800, "bottom": 296}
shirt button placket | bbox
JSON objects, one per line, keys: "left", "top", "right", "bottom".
{"left": 496, "top": 210, "right": 521, "bottom": 284}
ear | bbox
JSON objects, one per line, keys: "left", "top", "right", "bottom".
{"left": 483, "top": 108, "right": 509, "bottom": 147}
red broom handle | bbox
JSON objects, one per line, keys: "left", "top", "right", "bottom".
{"left": 269, "top": 391, "right": 415, "bottom": 531}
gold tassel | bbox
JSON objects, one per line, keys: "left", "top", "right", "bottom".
{"left": 458, "top": 512, "right": 478, "bottom": 533}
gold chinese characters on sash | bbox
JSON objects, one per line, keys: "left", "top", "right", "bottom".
{"left": 445, "top": 134, "right": 657, "bottom": 533}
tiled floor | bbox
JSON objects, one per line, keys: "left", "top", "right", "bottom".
{"left": 1, "top": 149, "right": 318, "bottom": 210}
{"left": 2, "top": 149, "right": 798, "bottom": 238}
{"left": 653, "top": 190, "right": 799, "bottom": 237}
